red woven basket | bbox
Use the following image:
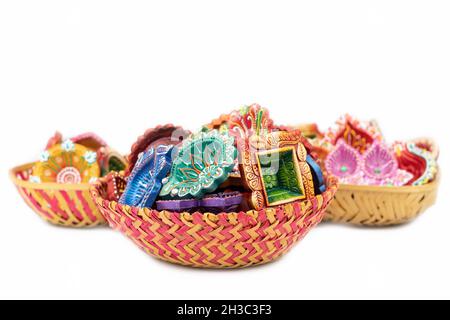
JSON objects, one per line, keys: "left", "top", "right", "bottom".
{"left": 90, "top": 173, "right": 338, "bottom": 268}
{"left": 10, "top": 162, "right": 106, "bottom": 227}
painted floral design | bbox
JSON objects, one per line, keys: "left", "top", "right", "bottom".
{"left": 39, "top": 150, "right": 50, "bottom": 162}
{"left": 29, "top": 175, "right": 41, "bottom": 183}
{"left": 83, "top": 151, "right": 98, "bottom": 165}
{"left": 61, "top": 139, "right": 75, "bottom": 152}
{"left": 160, "top": 130, "right": 237, "bottom": 199}
{"left": 32, "top": 142, "right": 100, "bottom": 184}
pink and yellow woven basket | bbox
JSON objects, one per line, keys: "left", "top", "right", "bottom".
{"left": 10, "top": 162, "right": 106, "bottom": 227}
{"left": 90, "top": 173, "right": 338, "bottom": 268}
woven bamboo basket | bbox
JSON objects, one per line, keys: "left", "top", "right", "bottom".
{"left": 90, "top": 173, "right": 338, "bottom": 268}
{"left": 325, "top": 172, "right": 439, "bottom": 226}
{"left": 325, "top": 137, "right": 440, "bottom": 226}
{"left": 10, "top": 162, "right": 106, "bottom": 227}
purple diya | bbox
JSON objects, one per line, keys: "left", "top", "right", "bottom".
{"left": 155, "top": 198, "right": 199, "bottom": 212}
{"left": 325, "top": 139, "right": 362, "bottom": 179}
{"left": 156, "top": 191, "right": 243, "bottom": 213}
{"left": 201, "top": 191, "right": 243, "bottom": 213}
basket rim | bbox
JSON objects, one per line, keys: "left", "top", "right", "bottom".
{"left": 336, "top": 169, "right": 440, "bottom": 194}
{"left": 9, "top": 162, "right": 92, "bottom": 191}
{"left": 90, "top": 172, "right": 339, "bottom": 221}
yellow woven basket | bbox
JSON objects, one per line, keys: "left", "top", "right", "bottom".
{"left": 10, "top": 162, "right": 106, "bottom": 227}
{"left": 325, "top": 172, "right": 439, "bottom": 226}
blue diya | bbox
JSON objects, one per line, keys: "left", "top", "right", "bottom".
{"left": 119, "top": 145, "right": 175, "bottom": 208}
{"left": 306, "top": 155, "right": 326, "bottom": 194}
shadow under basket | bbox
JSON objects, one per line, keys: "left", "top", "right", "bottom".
{"left": 324, "top": 173, "right": 440, "bottom": 226}
{"left": 90, "top": 174, "right": 338, "bottom": 268}
{"left": 10, "top": 162, "right": 106, "bottom": 227}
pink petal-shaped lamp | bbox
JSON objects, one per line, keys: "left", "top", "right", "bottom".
{"left": 325, "top": 139, "right": 362, "bottom": 179}
{"left": 362, "top": 141, "right": 398, "bottom": 180}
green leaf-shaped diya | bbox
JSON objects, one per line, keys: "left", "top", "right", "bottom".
{"left": 159, "top": 130, "right": 237, "bottom": 199}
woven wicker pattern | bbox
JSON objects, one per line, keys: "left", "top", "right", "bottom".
{"left": 91, "top": 174, "right": 338, "bottom": 268}
{"left": 325, "top": 174, "right": 439, "bottom": 226}
{"left": 10, "top": 163, "right": 106, "bottom": 227}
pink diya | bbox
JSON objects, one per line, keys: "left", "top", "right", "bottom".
{"left": 325, "top": 139, "right": 362, "bottom": 179}
{"left": 45, "top": 131, "right": 63, "bottom": 150}
{"left": 325, "top": 139, "right": 414, "bottom": 186}
{"left": 362, "top": 142, "right": 397, "bottom": 180}
{"left": 71, "top": 132, "right": 108, "bottom": 151}
{"left": 46, "top": 132, "right": 108, "bottom": 151}
{"left": 46, "top": 131, "right": 107, "bottom": 157}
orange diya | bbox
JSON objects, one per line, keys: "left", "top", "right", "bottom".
{"left": 31, "top": 140, "right": 100, "bottom": 184}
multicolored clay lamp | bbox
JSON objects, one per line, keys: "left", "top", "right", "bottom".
{"left": 31, "top": 139, "right": 100, "bottom": 184}
{"left": 239, "top": 130, "right": 316, "bottom": 210}
{"left": 119, "top": 145, "right": 175, "bottom": 208}
{"left": 159, "top": 130, "right": 237, "bottom": 199}
{"left": 229, "top": 104, "right": 274, "bottom": 139}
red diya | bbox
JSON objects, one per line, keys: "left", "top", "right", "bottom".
{"left": 324, "top": 114, "right": 383, "bottom": 154}
{"left": 125, "top": 124, "right": 190, "bottom": 176}
{"left": 104, "top": 171, "right": 127, "bottom": 202}
{"left": 393, "top": 141, "right": 437, "bottom": 186}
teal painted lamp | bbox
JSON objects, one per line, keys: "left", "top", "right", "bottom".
{"left": 159, "top": 130, "right": 237, "bottom": 199}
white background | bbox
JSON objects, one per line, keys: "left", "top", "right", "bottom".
{"left": 0, "top": 1, "right": 449, "bottom": 299}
